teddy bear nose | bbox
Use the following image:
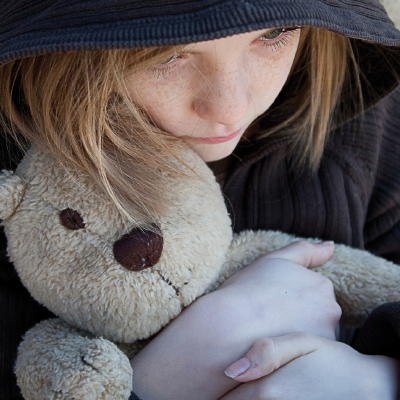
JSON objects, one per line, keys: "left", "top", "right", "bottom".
{"left": 113, "top": 226, "right": 163, "bottom": 271}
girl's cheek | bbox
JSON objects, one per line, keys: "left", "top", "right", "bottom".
{"left": 132, "top": 69, "right": 196, "bottom": 111}
{"left": 253, "top": 38, "right": 300, "bottom": 88}
{"left": 249, "top": 59, "right": 283, "bottom": 97}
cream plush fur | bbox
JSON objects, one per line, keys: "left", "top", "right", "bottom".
{"left": 0, "top": 144, "right": 399, "bottom": 400}
{"left": 381, "top": 0, "right": 400, "bottom": 28}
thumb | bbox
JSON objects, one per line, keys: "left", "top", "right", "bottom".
{"left": 224, "top": 332, "right": 322, "bottom": 382}
{"left": 264, "top": 240, "right": 335, "bottom": 268}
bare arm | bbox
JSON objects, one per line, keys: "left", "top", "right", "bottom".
{"left": 130, "top": 241, "right": 339, "bottom": 399}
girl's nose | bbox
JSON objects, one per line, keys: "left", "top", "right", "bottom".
{"left": 192, "top": 68, "right": 251, "bottom": 126}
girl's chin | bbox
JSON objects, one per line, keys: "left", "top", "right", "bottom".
{"left": 189, "top": 140, "right": 240, "bottom": 162}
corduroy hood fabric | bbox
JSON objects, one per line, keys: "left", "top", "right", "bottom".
{"left": 1, "top": 0, "right": 400, "bottom": 67}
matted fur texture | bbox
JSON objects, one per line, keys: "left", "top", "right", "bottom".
{"left": 1, "top": 145, "right": 399, "bottom": 399}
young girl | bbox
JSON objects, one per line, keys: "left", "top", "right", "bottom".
{"left": 0, "top": 0, "right": 399, "bottom": 399}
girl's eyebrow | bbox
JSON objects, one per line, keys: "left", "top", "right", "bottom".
{"left": 179, "top": 49, "right": 201, "bottom": 55}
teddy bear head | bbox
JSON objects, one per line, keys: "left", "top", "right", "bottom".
{"left": 0, "top": 146, "right": 232, "bottom": 343}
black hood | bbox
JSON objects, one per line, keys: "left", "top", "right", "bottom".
{"left": 0, "top": 0, "right": 399, "bottom": 66}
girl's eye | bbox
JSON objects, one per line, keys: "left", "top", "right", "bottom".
{"left": 258, "top": 27, "right": 300, "bottom": 50}
{"left": 260, "top": 28, "right": 289, "bottom": 40}
{"left": 160, "top": 54, "right": 181, "bottom": 65}
{"left": 149, "top": 53, "right": 185, "bottom": 78}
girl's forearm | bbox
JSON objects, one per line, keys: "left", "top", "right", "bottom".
{"left": 130, "top": 295, "right": 245, "bottom": 400}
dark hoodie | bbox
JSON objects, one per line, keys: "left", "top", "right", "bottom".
{"left": 1, "top": 1, "right": 400, "bottom": 399}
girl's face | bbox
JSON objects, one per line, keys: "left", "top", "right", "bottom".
{"left": 128, "top": 28, "right": 301, "bottom": 162}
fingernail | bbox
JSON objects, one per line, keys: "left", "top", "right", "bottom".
{"left": 320, "top": 241, "right": 334, "bottom": 245}
{"left": 224, "top": 357, "right": 251, "bottom": 378}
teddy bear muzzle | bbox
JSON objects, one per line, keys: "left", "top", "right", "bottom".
{"left": 113, "top": 226, "right": 163, "bottom": 271}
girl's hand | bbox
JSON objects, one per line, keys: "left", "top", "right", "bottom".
{"left": 211, "top": 240, "right": 340, "bottom": 341}
{"left": 131, "top": 241, "right": 341, "bottom": 400}
{"left": 222, "top": 333, "right": 400, "bottom": 400}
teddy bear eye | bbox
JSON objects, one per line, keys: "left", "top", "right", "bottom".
{"left": 60, "top": 208, "right": 85, "bottom": 230}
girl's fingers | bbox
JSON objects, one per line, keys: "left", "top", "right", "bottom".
{"left": 264, "top": 240, "right": 335, "bottom": 268}
{"left": 224, "top": 332, "right": 322, "bottom": 382}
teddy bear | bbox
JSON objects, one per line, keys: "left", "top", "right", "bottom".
{"left": 381, "top": 0, "right": 400, "bottom": 28}
{"left": 0, "top": 145, "right": 399, "bottom": 400}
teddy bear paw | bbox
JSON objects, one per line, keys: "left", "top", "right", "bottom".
{"left": 15, "top": 319, "right": 133, "bottom": 400}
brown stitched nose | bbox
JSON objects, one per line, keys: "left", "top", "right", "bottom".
{"left": 113, "top": 226, "right": 163, "bottom": 271}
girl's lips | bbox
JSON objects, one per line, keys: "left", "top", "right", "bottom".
{"left": 187, "top": 128, "right": 243, "bottom": 144}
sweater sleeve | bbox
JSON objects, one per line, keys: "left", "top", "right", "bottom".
{"left": 362, "top": 86, "right": 400, "bottom": 264}
{"left": 352, "top": 302, "right": 400, "bottom": 359}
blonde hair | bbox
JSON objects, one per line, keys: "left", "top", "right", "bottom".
{"left": 0, "top": 47, "right": 187, "bottom": 225}
{"left": 0, "top": 28, "right": 362, "bottom": 222}
{"left": 259, "top": 28, "right": 362, "bottom": 168}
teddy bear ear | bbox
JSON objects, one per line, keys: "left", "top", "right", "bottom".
{"left": 0, "top": 170, "right": 26, "bottom": 220}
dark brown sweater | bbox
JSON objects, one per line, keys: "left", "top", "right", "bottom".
{"left": 221, "top": 85, "right": 400, "bottom": 263}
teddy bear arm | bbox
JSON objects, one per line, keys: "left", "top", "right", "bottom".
{"left": 314, "top": 243, "right": 400, "bottom": 327}
{"left": 15, "top": 318, "right": 133, "bottom": 400}
{"left": 207, "top": 230, "right": 296, "bottom": 292}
